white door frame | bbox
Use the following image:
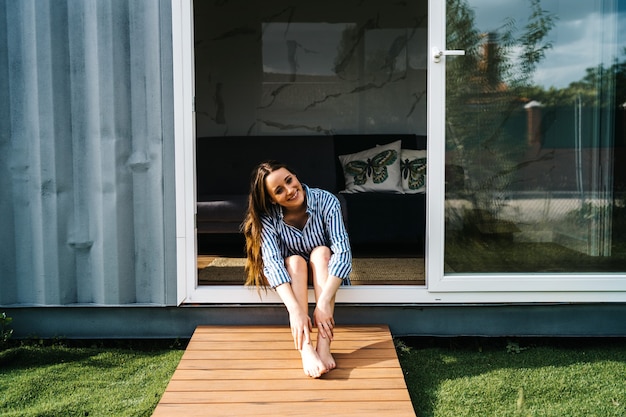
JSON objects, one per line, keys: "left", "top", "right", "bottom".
{"left": 171, "top": 0, "right": 626, "bottom": 305}
{"left": 170, "top": 0, "right": 431, "bottom": 305}
{"left": 171, "top": 0, "right": 197, "bottom": 305}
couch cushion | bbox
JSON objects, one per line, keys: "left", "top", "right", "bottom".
{"left": 333, "top": 134, "right": 426, "bottom": 192}
{"left": 338, "top": 140, "right": 403, "bottom": 194}
{"left": 197, "top": 195, "right": 248, "bottom": 222}
{"left": 342, "top": 193, "right": 426, "bottom": 248}
{"left": 400, "top": 149, "right": 427, "bottom": 193}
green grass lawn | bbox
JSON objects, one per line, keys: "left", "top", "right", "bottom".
{"left": 0, "top": 341, "right": 184, "bottom": 417}
{"left": 1, "top": 337, "right": 625, "bottom": 417}
{"left": 397, "top": 337, "right": 626, "bottom": 417}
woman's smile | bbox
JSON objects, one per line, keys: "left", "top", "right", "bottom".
{"left": 265, "top": 167, "right": 305, "bottom": 209}
{"left": 287, "top": 189, "right": 299, "bottom": 201}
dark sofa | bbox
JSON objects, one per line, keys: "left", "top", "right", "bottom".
{"left": 196, "top": 134, "right": 426, "bottom": 253}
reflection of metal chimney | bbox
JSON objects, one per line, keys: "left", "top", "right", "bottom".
{"left": 524, "top": 100, "right": 543, "bottom": 146}
{"left": 480, "top": 32, "right": 500, "bottom": 85}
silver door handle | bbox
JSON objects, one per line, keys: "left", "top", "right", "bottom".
{"left": 432, "top": 47, "right": 466, "bottom": 63}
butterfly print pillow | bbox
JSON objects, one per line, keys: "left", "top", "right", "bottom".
{"left": 338, "top": 140, "right": 403, "bottom": 193}
{"left": 400, "top": 149, "right": 427, "bottom": 193}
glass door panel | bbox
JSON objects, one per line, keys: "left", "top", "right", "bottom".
{"left": 444, "top": 0, "right": 626, "bottom": 275}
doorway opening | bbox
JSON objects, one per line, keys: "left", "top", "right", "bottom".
{"left": 193, "top": 1, "right": 429, "bottom": 287}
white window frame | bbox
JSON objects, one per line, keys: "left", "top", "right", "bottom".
{"left": 172, "top": 0, "right": 626, "bottom": 305}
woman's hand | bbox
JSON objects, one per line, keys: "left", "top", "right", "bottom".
{"left": 313, "top": 276, "right": 342, "bottom": 341}
{"left": 274, "top": 281, "right": 313, "bottom": 351}
{"left": 289, "top": 309, "right": 313, "bottom": 351}
{"left": 313, "top": 300, "right": 335, "bottom": 341}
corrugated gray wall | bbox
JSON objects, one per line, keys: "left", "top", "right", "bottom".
{"left": 0, "top": 0, "right": 177, "bottom": 306}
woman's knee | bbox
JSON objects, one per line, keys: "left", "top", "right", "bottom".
{"left": 284, "top": 255, "right": 308, "bottom": 276}
{"left": 310, "top": 246, "right": 331, "bottom": 265}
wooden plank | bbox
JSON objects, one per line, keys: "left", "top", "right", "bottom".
{"left": 170, "top": 366, "right": 406, "bottom": 380}
{"left": 176, "top": 358, "right": 402, "bottom": 370}
{"left": 185, "top": 339, "right": 396, "bottom": 351}
{"left": 159, "top": 388, "right": 412, "bottom": 403}
{"left": 163, "top": 378, "right": 410, "bottom": 392}
{"left": 193, "top": 324, "right": 390, "bottom": 332}
{"left": 181, "top": 348, "right": 396, "bottom": 360}
{"left": 189, "top": 330, "right": 391, "bottom": 341}
{"left": 152, "top": 325, "right": 416, "bottom": 417}
{"left": 152, "top": 401, "right": 416, "bottom": 417}
{"left": 185, "top": 333, "right": 391, "bottom": 343}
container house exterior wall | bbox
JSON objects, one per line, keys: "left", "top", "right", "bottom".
{"left": 0, "top": 0, "right": 177, "bottom": 307}
{"left": 1, "top": 1, "right": 626, "bottom": 338}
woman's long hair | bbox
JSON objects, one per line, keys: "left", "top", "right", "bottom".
{"left": 242, "top": 160, "right": 294, "bottom": 291}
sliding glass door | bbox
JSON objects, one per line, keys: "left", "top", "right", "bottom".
{"left": 174, "top": 0, "right": 626, "bottom": 303}
{"left": 434, "top": 0, "right": 626, "bottom": 291}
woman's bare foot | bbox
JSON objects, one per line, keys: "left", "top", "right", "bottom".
{"left": 299, "top": 342, "right": 328, "bottom": 378}
{"left": 316, "top": 335, "right": 336, "bottom": 371}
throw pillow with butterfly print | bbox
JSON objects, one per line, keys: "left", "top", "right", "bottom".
{"left": 400, "top": 149, "right": 426, "bottom": 194}
{"left": 338, "top": 140, "right": 404, "bottom": 194}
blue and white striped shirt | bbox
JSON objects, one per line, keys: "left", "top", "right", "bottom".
{"left": 260, "top": 185, "right": 352, "bottom": 288}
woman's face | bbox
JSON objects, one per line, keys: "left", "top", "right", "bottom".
{"left": 264, "top": 167, "right": 305, "bottom": 210}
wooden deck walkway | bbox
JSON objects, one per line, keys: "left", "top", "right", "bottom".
{"left": 152, "top": 324, "right": 416, "bottom": 417}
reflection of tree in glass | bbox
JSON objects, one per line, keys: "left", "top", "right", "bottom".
{"left": 445, "top": 0, "right": 626, "bottom": 262}
{"left": 445, "top": 0, "right": 557, "bottom": 214}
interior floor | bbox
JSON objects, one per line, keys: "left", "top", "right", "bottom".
{"left": 196, "top": 234, "right": 426, "bottom": 286}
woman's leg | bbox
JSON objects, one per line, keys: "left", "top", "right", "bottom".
{"left": 308, "top": 246, "right": 336, "bottom": 371}
{"left": 284, "top": 255, "right": 327, "bottom": 377}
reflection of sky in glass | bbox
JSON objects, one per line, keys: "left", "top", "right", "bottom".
{"left": 262, "top": 22, "right": 353, "bottom": 76}
{"left": 466, "top": 0, "right": 626, "bottom": 88}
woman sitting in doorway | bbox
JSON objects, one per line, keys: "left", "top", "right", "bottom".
{"left": 243, "top": 160, "right": 352, "bottom": 378}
